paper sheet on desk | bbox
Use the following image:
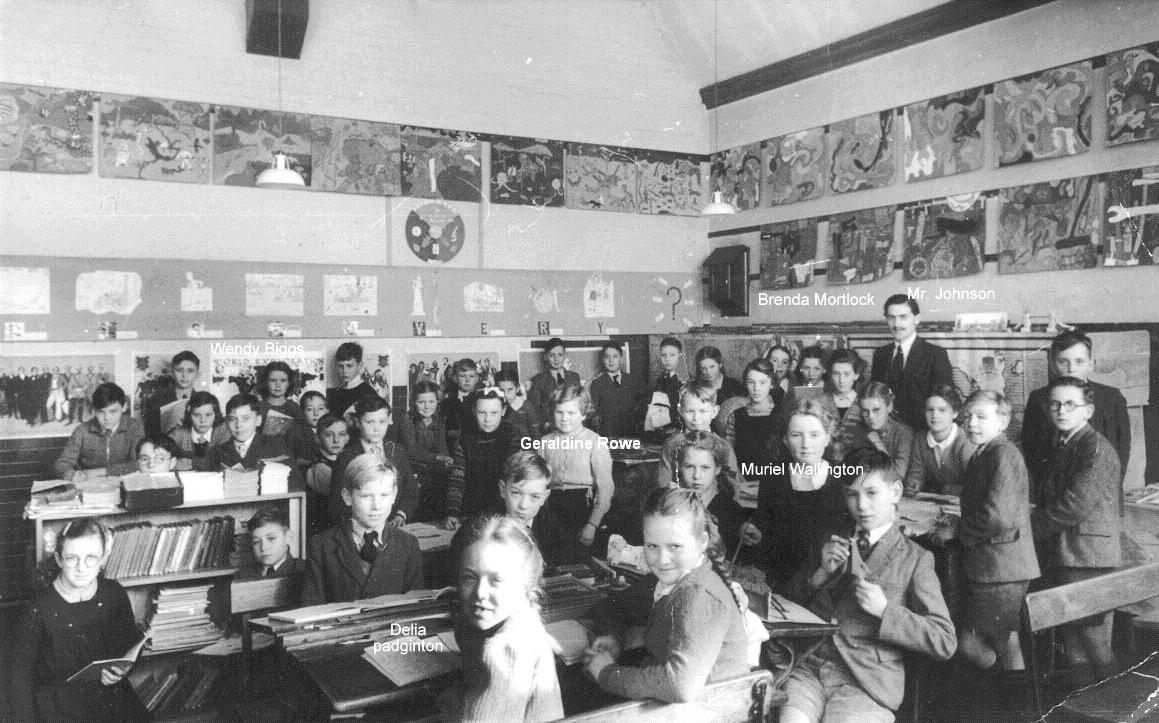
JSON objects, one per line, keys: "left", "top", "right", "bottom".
{"left": 362, "top": 637, "right": 461, "bottom": 686}
{"left": 402, "top": 522, "right": 456, "bottom": 552}
{"left": 753, "top": 593, "right": 829, "bottom": 625}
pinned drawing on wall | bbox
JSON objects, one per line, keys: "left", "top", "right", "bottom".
{"left": 1103, "top": 165, "right": 1159, "bottom": 266}
{"left": 324, "top": 275, "right": 377, "bottom": 316}
{"left": 130, "top": 349, "right": 212, "bottom": 431}
{"left": 411, "top": 276, "right": 426, "bottom": 316}
{"left": 245, "top": 273, "right": 305, "bottom": 316}
{"left": 213, "top": 106, "right": 313, "bottom": 187}
{"left": 0, "top": 352, "right": 116, "bottom": 439}
{"left": 463, "top": 281, "right": 505, "bottom": 313}
{"left": 390, "top": 197, "right": 478, "bottom": 267}
{"left": 827, "top": 111, "right": 896, "bottom": 194}
{"left": 903, "top": 87, "right": 985, "bottom": 182}
{"left": 759, "top": 219, "right": 819, "bottom": 290}
{"left": 1106, "top": 43, "right": 1159, "bottom": 146}
{"left": 711, "top": 143, "right": 763, "bottom": 210}
{"left": 408, "top": 351, "right": 498, "bottom": 390}
{"left": 400, "top": 126, "right": 482, "bottom": 201}
{"left": 583, "top": 274, "right": 615, "bottom": 318}
{"left": 637, "top": 150, "right": 706, "bottom": 216}
{"left": 994, "top": 61, "right": 1092, "bottom": 166}
{"left": 563, "top": 143, "right": 639, "bottom": 213}
{"left": 75, "top": 271, "right": 143, "bottom": 314}
{"left": 530, "top": 285, "right": 561, "bottom": 314}
{"left": 325, "top": 342, "right": 391, "bottom": 401}
{"left": 997, "top": 176, "right": 1101, "bottom": 274}
{"left": 827, "top": 206, "right": 897, "bottom": 285}
{"left": 180, "top": 272, "right": 213, "bottom": 312}
{"left": 490, "top": 135, "right": 565, "bottom": 207}
{"left": 0, "top": 267, "right": 50, "bottom": 314}
{"left": 97, "top": 94, "right": 211, "bottom": 183}
{"left": 761, "top": 128, "right": 825, "bottom": 205}
{"left": 0, "top": 83, "right": 93, "bottom": 174}
{"left": 310, "top": 117, "right": 401, "bottom": 195}
{"left": 902, "top": 194, "right": 985, "bottom": 280}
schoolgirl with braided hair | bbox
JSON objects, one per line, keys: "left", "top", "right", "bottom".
{"left": 676, "top": 430, "right": 761, "bottom": 563}
{"left": 584, "top": 487, "right": 750, "bottom": 703}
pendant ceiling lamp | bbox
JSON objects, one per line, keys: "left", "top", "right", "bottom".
{"left": 255, "top": 0, "right": 305, "bottom": 190}
{"left": 702, "top": 0, "right": 736, "bottom": 216}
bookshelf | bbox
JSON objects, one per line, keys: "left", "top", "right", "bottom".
{"left": 33, "top": 490, "right": 306, "bottom": 625}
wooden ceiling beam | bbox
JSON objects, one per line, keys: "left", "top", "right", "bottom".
{"left": 699, "top": 0, "right": 1057, "bottom": 109}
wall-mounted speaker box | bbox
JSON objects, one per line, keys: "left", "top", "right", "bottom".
{"left": 246, "top": 0, "right": 309, "bottom": 59}
{"left": 704, "top": 244, "right": 750, "bottom": 317}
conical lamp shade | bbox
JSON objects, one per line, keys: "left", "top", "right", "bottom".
{"left": 701, "top": 190, "right": 737, "bottom": 216}
{"left": 256, "top": 152, "right": 305, "bottom": 190}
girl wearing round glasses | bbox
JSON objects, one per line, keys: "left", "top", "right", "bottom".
{"left": 12, "top": 518, "right": 147, "bottom": 721}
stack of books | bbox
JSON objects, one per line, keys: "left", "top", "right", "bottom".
{"left": 223, "top": 468, "right": 260, "bottom": 497}
{"left": 121, "top": 472, "right": 183, "bottom": 510}
{"left": 178, "top": 471, "right": 224, "bottom": 502}
{"left": 77, "top": 478, "right": 121, "bottom": 508}
{"left": 145, "top": 585, "right": 224, "bottom": 652}
{"left": 104, "top": 517, "right": 236, "bottom": 579}
{"left": 259, "top": 461, "right": 291, "bottom": 494}
{"left": 25, "top": 480, "right": 81, "bottom": 518}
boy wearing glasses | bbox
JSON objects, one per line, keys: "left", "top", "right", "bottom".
{"left": 1021, "top": 331, "right": 1130, "bottom": 492}
{"left": 1031, "top": 376, "right": 1122, "bottom": 684}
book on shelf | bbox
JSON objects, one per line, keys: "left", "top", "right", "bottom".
{"left": 104, "top": 517, "right": 234, "bottom": 579}
{"left": 66, "top": 634, "right": 148, "bottom": 683}
{"left": 259, "top": 460, "right": 291, "bottom": 494}
{"left": 178, "top": 470, "right": 224, "bottom": 502}
{"left": 145, "top": 584, "right": 224, "bottom": 652}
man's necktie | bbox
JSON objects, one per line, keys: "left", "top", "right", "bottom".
{"left": 193, "top": 440, "right": 208, "bottom": 457}
{"left": 933, "top": 445, "right": 944, "bottom": 469}
{"left": 359, "top": 531, "right": 379, "bottom": 564}
{"left": 262, "top": 566, "right": 272, "bottom": 577}
{"left": 555, "top": 372, "right": 564, "bottom": 385}
{"left": 889, "top": 345, "right": 904, "bottom": 387}
{"left": 612, "top": 374, "right": 621, "bottom": 387}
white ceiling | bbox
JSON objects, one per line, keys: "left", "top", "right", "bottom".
{"left": 642, "top": 0, "right": 954, "bottom": 88}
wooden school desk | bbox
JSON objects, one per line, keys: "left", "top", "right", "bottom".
{"left": 250, "top": 575, "right": 606, "bottom": 718}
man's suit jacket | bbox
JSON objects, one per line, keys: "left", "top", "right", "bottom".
{"left": 958, "top": 434, "right": 1040, "bottom": 584}
{"left": 870, "top": 335, "right": 953, "bottom": 432}
{"left": 302, "top": 524, "right": 424, "bottom": 605}
{"left": 326, "top": 439, "right": 419, "bottom": 525}
{"left": 1032, "top": 424, "right": 1122, "bottom": 569}
{"left": 783, "top": 526, "right": 957, "bottom": 711}
{"left": 201, "top": 434, "right": 291, "bottom": 471}
{"left": 527, "top": 369, "right": 581, "bottom": 434}
{"left": 589, "top": 371, "right": 640, "bottom": 439}
{"left": 1022, "top": 381, "right": 1130, "bottom": 486}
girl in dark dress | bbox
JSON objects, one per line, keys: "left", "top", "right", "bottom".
{"left": 754, "top": 396, "right": 849, "bottom": 587}
{"left": 676, "top": 430, "right": 761, "bottom": 563}
{"left": 726, "top": 358, "right": 790, "bottom": 492}
{"left": 11, "top": 519, "right": 147, "bottom": 723}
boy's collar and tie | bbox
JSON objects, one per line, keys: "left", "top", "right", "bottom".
{"left": 351, "top": 519, "right": 386, "bottom": 562}
{"left": 609, "top": 372, "right": 621, "bottom": 386}
{"left": 926, "top": 425, "right": 958, "bottom": 467}
{"left": 553, "top": 370, "right": 565, "bottom": 384}
{"left": 235, "top": 435, "right": 255, "bottom": 458}
{"left": 262, "top": 557, "right": 286, "bottom": 577}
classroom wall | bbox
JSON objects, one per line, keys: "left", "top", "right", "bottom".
{"left": 707, "top": 0, "right": 1159, "bottom": 326}
{"left": 0, "top": 0, "right": 710, "bottom": 288}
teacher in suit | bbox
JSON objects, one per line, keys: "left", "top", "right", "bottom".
{"left": 870, "top": 294, "right": 953, "bottom": 432}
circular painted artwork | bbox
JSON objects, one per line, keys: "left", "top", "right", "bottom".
{"left": 405, "top": 202, "right": 466, "bottom": 263}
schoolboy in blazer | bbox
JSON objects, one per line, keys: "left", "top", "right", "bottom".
{"left": 303, "top": 455, "right": 425, "bottom": 606}
{"left": 781, "top": 448, "right": 956, "bottom": 718}
{"left": 201, "top": 394, "right": 292, "bottom": 471}
{"left": 526, "top": 338, "right": 581, "bottom": 435}
{"left": 589, "top": 341, "right": 639, "bottom": 438}
{"left": 870, "top": 295, "right": 953, "bottom": 432}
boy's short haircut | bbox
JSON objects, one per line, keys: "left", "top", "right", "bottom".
{"left": 1050, "top": 330, "right": 1093, "bottom": 358}
{"left": 659, "top": 336, "right": 683, "bottom": 352}
{"left": 494, "top": 369, "right": 520, "bottom": 385}
{"left": 344, "top": 454, "right": 398, "bottom": 493}
{"left": 544, "top": 337, "right": 566, "bottom": 354}
{"left": 600, "top": 340, "right": 622, "bottom": 355}
{"left": 91, "top": 382, "right": 128, "bottom": 410}
{"left": 299, "top": 390, "right": 327, "bottom": 408}
{"left": 501, "top": 450, "right": 552, "bottom": 486}
{"left": 1048, "top": 375, "right": 1095, "bottom": 405}
{"left": 965, "top": 389, "right": 1012, "bottom": 417}
{"left": 172, "top": 350, "right": 200, "bottom": 369}
{"left": 135, "top": 434, "right": 179, "bottom": 458}
{"left": 549, "top": 381, "right": 590, "bottom": 413}
{"left": 800, "top": 345, "right": 828, "bottom": 368}
{"left": 859, "top": 380, "right": 895, "bottom": 406}
{"left": 883, "top": 293, "right": 920, "bottom": 316}
{"left": 315, "top": 413, "right": 348, "bottom": 435}
{"left": 353, "top": 394, "right": 391, "bottom": 418}
{"left": 840, "top": 446, "right": 897, "bottom": 488}
{"left": 226, "top": 393, "right": 262, "bottom": 416}
{"left": 335, "top": 341, "right": 364, "bottom": 364}
{"left": 928, "top": 384, "right": 964, "bottom": 412}
{"left": 452, "top": 358, "right": 478, "bottom": 373}
{"left": 246, "top": 505, "right": 292, "bottom": 534}
{"left": 679, "top": 380, "right": 718, "bottom": 407}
